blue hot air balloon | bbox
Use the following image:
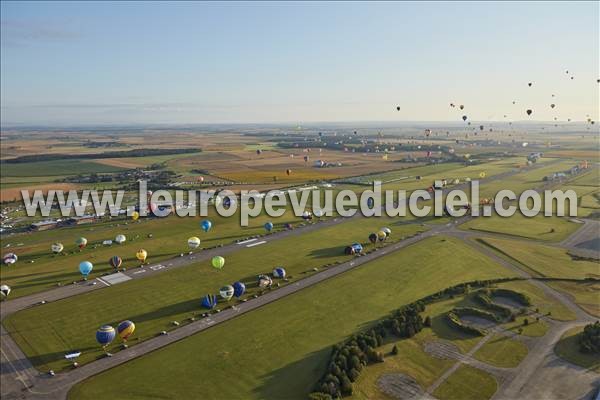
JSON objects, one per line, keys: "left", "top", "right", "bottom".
{"left": 273, "top": 267, "right": 286, "bottom": 279}
{"left": 351, "top": 243, "right": 363, "bottom": 253}
{"left": 201, "top": 220, "right": 212, "bottom": 232}
{"left": 233, "top": 282, "right": 246, "bottom": 298}
{"left": 201, "top": 294, "right": 218, "bottom": 309}
{"left": 79, "top": 261, "right": 93, "bottom": 279}
{"left": 264, "top": 222, "right": 274, "bottom": 232}
{"left": 96, "top": 325, "right": 116, "bottom": 348}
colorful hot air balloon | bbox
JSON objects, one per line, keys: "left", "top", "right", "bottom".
{"left": 264, "top": 222, "right": 274, "bottom": 232}
{"left": 368, "top": 233, "right": 378, "bottom": 244}
{"left": 115, "top": 234, "right": 126, "bottom": 244}
{"left": 212, "top": 256, "right": 225, "bottom": 270}
{"left": 201, "top": 294, "right": 218, "bottom": 309}
{"left": 96, "top": 325, "right": 116, "bottom": 348}
{"left": 258, "top": 274, "right": 272, "bottom": 288}
{"left": 76, "top": 237, "right": 88, "bottom": 250}
{"left": 187, "top": 237, "right": 201, "bottom": 249}
{"left": 0, "top": 284, "right": 11, "bottom": 298}
{"left": 79, "top": 261, "right": 93, "bottom": 279}
{"left": 117, "top": 320, "right": 135, "bottom": 342}
{"left": 381, "top": 227, "right": 392, "bottom": 237}
{"left": 233, "top": 282, "right": 246, "bottom": 298}
{"left": 3, "top": 253, "right": 18, "bottom": 266}
{"left": 273, "top": 267, "right": 286, "bottom": 278}
{"left": 220, "top": 285, "right": 235, "bottom": 300}
{"left": 200, "top": 220, "right": 212, "bottom": 232}
{"left": 131, "top": 211, "right": 140, "bottom": 221}
{"left": 136, "top": 249, "right": 148, "bottom": 263}
{"left": 51, "top": 242, "right": 64, "bottom": 254}
{"left": 377, "top": 230, "right": 387, "bottom": 242}
{"left": 109, "top": 256, "right": 122, "bottom": 270}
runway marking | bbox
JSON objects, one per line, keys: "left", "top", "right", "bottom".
{"left": 150, "top": 264, "right": 165, "bottom": 271}
{"left": 96, "top": 278, "right": 110, "bottom": 287}
{"left": 246, "top": 240, "right": 267, "bottom": 248}
{"left": 133, "top": 269, "right": 147, "bottom": 275}
{"left": 237, "top": 238, "right": 257, "bottom": 245}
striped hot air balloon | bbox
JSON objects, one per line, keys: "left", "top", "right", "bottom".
{"left": 109, "top": 256, "right": 122, "bottom": 270}
{"left": 96, "top": 325, "right": 116, "bottom": 348}
{"left": 117, "top": 320, "right": 135, "bottom": 342}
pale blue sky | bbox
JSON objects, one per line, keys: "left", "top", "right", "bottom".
{"left": 1, "top": 1, "right": 598, "bottom": 125}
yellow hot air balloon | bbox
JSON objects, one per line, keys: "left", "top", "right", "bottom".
{"left": 131, "top": 211, "right": 140, "bottom": 221}
{"left": 187, "top": 236, "right": 201, "bottom": 249}
{"left": 136, "top": 249, "right": 148, "bottom": 263}
{"left": 479, "top": 172, "right": 486, "bottom": 178}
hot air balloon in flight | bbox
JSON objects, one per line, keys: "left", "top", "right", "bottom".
{"left": 51, "top": 242, "right": 64, "bottom": 254}
{"left": 462, "top": 115, "right": 468, "bottom": 122}
{"left": 528, "top": 82, "right": 532, "bottom": 87}
{"left": 201, "top": 294, "right": 218, "bottom": 309}
{"left": 304, "top": 155, "right": 309, "bottom": 162}
{"left": 136, "top": 249, "right": 148, "bottom": 263}
{"left": 0, "top": 284, "right": 11, "bottom": 298}
{"left": 396, "top": 106, "right": 401, "bottom": 111}
{"left": 187, "top": 237, "right": 201, "bottom": 249}
{"left": 219, "top": 285, "right": 235, "bottom": 300}
{"left": 273, "top": 267, "right": 286, "bottom": 278}
{"left": 109, "top": 256, "right": 122, "bottom": 270}
{"left": 256, "top": 149, "right": 262, "bottom": 155}
{"left": 76, "top": 237, "right": 88, "bottom": 250}
{"left": 96, "top": 325, "right": 116, "bottom": 349}
{"left": 200, "top": 220, "right": 212, "bottom": 232}
{"left": 131, "top": 211, "right": 140, "bottom": 221}
{"left": 286, "top": 169, "right": 292, "bottom": 176}
{"left": 459, "top": 105, "right": 464, "bottom": 110}
{"left": 79, "top": 261, "right": 93, "bottom": 279}
{"left": 198, "top": 176, "right": 204, "bottom": 183}
{"left": 526, "top": 109, "right": 533, "bottom": 116}
{"left": 117, "top": 320, "right": 135, "bottom": 342}
{"left": 264, "top": 222, "right": 274, "bottom": 232}
{"left": 115, "top": 234, "right": 126, "bottom": 244}
{"left": 212, "top": 256, "right": 225, "bottom": 270}
{"left": 233, "top": 282, "right": 246, "bottom": 298}
{"left": 550, "top": 104, "right": 556, "bottom": 109}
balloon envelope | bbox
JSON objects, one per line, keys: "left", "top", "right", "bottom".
{"left": 187, "top": 237, "right": 201, "bottom": 249}
{"left": 233, "top": 282, "right": 246, "bottom": 297}
{"left": 377, "top": 231, "right": 387, "bottom": 242}
{"left": 3, "top": 253, "right": 18, "bottom": 265}
{"left": 368, "top": 233, "right": 378, "bottom": 244}
{"left": 220, "top": 285, "right": 235, "bottom": 300}
{"left": 79, "top": 261, "right": 93, "bottom": 277}
{"left": 109, "top": 256, "right": 122, "bottom": 270}
{"left": 115, "top": 234, "right": 126, "bottom": 244}
{"left": 212, "top": 256, "right": 225, "bottom": 269}
{"left": 117, "top": 320, "right": 135, "bottom": 341}
{"left": 0, "top": 284, "right": 11, "bottom": 297}
{"left": 96, "top": 325, "right": 116, "bottom": 347}
{"left": 136, "top": 249, "right": 148, "bottom": 262}
{"left": 131, "top": 211, "right": 140, "bottom": 221}
{"left": 201, "top": 294, "right": 218, "bottom": 309}
{"left": 51, "top": 242, "right": 64, "bottom": 253}
{"left": 273, "top": 267, "right": 286, "bottom": 278}
{"left": 264, "top": 222, "right": 274, "bottom": 232}
{"left": 200, "top": 220, "right": 212, "bottom": 232}
{"left": 76, "top": 237, "right": 88, "bottom": 249}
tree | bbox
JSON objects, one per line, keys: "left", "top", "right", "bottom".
{"left": 424, "top": 316, "right": 432, "bottom": 327}
{"left": 348, "top": 368, "right": 360, "bottom": 382}
{"left": 341, "top": 376, "right": 353, "bottom": 395}
{"left": 391, "top": 345, "right": 399, "bottom": 355}
{"left": 523, "top": 318, "right": 529, "bottom": 326}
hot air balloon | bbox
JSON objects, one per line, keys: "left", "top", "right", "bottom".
{"left": 304, "top": 155, "right": 309, "bottom": 162}
{"left": 396, "top": 106, "right": 400, "bottom": 111}
{"left": 131, "top": 211, "right": 140, "bottom": 221}
{"left": 2, "top": 253, "right": 17, "bottom": 266}
{"left": 233, "top": 282, "right": 246, "bottom": 298}
{"left": 528, "top": 82, "right": 532, "bottom": 87}
{"left": 117, "top": 320, "right": 135, "bottom": 342}
{"left": 258, "top": 274, "right": 272, "bottom": 288}
{"left": 51, "top": 242, "right": 64, "bottom": 254}
{"left": 0, "top": 284, "right": 11, "bottom": 298}
{"left": 201, "top": 294, "right": 218, "bottom": 309}
{"left": 368, "top": 233, "right": 378, "bottom": 244}
{"left": 376, "top": 230, "right": 387, "bottom": 242}
{"left": 479, "top": 172, "right": 486, "bottom": 178}
{"left": 76, "top": 237, "right": 88, "bottom": 250}
{"left": 220, "top": 285, "right": 235, "bottom": 300}
{"left": 550, "top": 104, "right": 556, "bottom": 109}
{"left": 285, "top": 223, "right": 293, "bottom": 230}
{"left": 286, "top": 169, "right": 292, "bottom": 176}
{"left": 381, "top": 227, "right": 392, "bottom": 237}
{"left": 301, "top": 211, "right": 313, "bottom": 220}
{"left": 115, "top": 234, "right": 126, "bottom": 244}
{"left": 459, "top": 105, "right": 464, "bottom": 110}
{"left": 256, "top": 149, "right": 262, "bottom": 155}
{"left": 136, "top": 249, "right": 148, "bottom": 263}
{"left": 109, "top": 256, "right": 122, "bottom": 270}
{"left": 526, "top": 109, "right": 533, "bottom": 116}
{"left": 314, "top": 209, "right": 324, "bottom": 218}
{"left": 264, "top": 222, "right": 274, "bottom": 232}
{"left": 96, "top": 325, "right": 116, "bottom": 349}
{"left": 79, "top": 261, "right": 93, "bottom": 279}
{"left": 480, "top": 125, "right": 484, "bottom": 131}
{"left": 462, "top": 115, "right": 468, "bottom": 122}
{"left": 198, "top": 176, "right": 204, "bottom": 183}
{"left": 200, "top": 220, "right": 212, "bottom": 232}
{"left": 273, "top": 267, "right": 286, "bottom": 278}
{"left": 188, "top": 237, "right": 201, "bottom": 249}
{"left": 212, "top": 256, "right": 225, "bottom": 270}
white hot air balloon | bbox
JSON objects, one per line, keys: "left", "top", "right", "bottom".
{"left": 115, "top": 234, "right": 127, "bottom": 244}
{"left": 0, "top": 284, "right": 11, "bottom": 298}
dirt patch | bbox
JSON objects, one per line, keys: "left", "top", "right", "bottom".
{"left": 423, "top": 341, "right": 461, "bottom": 360}
{"left": 377, "top": 373, "right": 435, "bottom": 400}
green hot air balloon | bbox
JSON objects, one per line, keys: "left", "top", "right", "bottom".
{"left": 212, "top": 256, "right": 225, "bottom": 270}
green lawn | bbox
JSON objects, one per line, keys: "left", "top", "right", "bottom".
{"left": 554, "top": 327, "right": 600, "bottom": 372}
{"left": 462, "top": 215, "right": 580, "bottom": 242}
{"left": 66, "top": 236, "right": 513, "bottom": 400}
{"left": 502, "top": 316, "right": 549, "bottom": 337}
{"left": 547, "top": 280, "right": 600, "bottom": 317}
{"left": 433, "top": 365, "right": 498, "bottom": 400}
{"left": 4, "top": 216, "right": 427, "bottom": 372}
{"left": 473, "top": 335, "right": 528, "bottom": 368}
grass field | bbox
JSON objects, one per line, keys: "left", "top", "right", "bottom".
{"left": 547, "top": 280, "right": 600, "bottom": 317}
{"left": 462, "top": 215, "right": 580, "bottom": 242}
{"left": 502, "top": 315, "right": 549, "bottom": 337}
{"left": 433, "top": 365, "right": 498, "bottom": 400}
{"left": 554, "top": 327, "right": 600, "bottom": 372}
{"left": 0, "top": 160, "right": 126, "bottom": 177}
{"left": 65, "top": 236, "right": 514, "bottom": 399}
{"left": 473, "top": 335, "right": 528, "bottom": 368}
{"left": 480, "top": 238, "right": 600, "bottom": 279}
{"left": 4, "top": 216, "right": 427, "bottom": 372}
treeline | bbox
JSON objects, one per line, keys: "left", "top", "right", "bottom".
{"left": 2, "top": 148, "right": 202, "bottom": 164}
{"left": 474, "top": 291, "right": 513, "bottom": 319}
{"left": 311, "top": 303, "right": 426, "bottom": 399}
{"left": 579, "top": 321, "right": 600, "bottom": 354}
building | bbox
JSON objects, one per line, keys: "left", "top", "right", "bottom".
{"left": 30, "top": 220, "right": 58, "bottom": 231}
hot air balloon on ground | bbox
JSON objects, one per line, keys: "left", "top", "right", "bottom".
{"left": 368, "top": 233, "right": 378, "bottom": 244}
{"left": 381, "top": 227, "right": 392, "bottom": 237}
{"left": 212, "top": 256, "right": 225, "bottom": 270}
{"left": 220, "top": 285, "right": 235, "bottom": 300}
{"left": 273, "top": 267, "right": 286, "bottom": 278}
{"left": 51, "top": 242, "right": 64, "bottom": 254}
{"left": 0, "top": 284, "right": 11, "bottom": 298}
{"left": 479, "top": 172, "right": 487, "bottom": 178}
{"left": 256, "top": 149, "right": 262, "bottom": 155}
{"left": 109, "top": 256, "right": 122, "bottom": 271}
{"left": 258, "top": 274, "right": 273, "bottom": 288}
{"left": 117, "top": 320, "right": 135, "bottom": 343}
{"left": 233, "top": 282, "right": 246, "bottom": 298}
{"left": 285, "top": 223, "right": 293, "bottom": 230}
{"left": 188, "top": 237, "right": 201, "bottom": 249}
{"left": 79, "top": 261, "right": 93, "bottom": 279}
{"left": 136, "top": 249, "right": 148, "bottom": 263}
{"left": 131, "top": 211, "right": 140, "bottom": 221}
{"left": 2, "top": 253, "right": 17, "bottom": 266}
{"left": 377, "top": 230, "right": 387, "bottom": 242}
{"left": 201, "top": 294, "right": 218, "bottom": 309}
{"left": 115, "top": 234, "right": 126, "bottom": 244}
{"left": 201, "top": 220, "right": 212, "bottom": 232}
{"left": 264, "top": 222, "right": 274, "bottom": 232}
{"left": 286, "top": 169, "right": 292, "bottom": 176}
{"left": 314, "top": 209, "right": 324, "bottom": 218}
{"left": 96, "top": 325, "right": 116, "bottom": 349}
{"left": 301, "top": 211, "right": 313, "bottom": 220}
{"left": 76, "top": 237, "right": 88, "bottom": 250}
